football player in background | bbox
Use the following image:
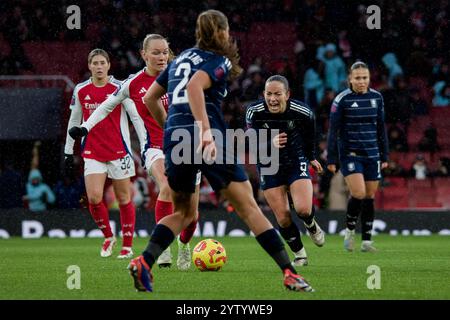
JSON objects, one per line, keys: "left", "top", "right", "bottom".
{"left": 69, "top": 35, "right": 197, "bottom": 270}
{"left": 65, "top": 49, "right": 147, "bottom": 259}
{"left": 326, "top": 61, "right": 389, "bottom": 252}
{"left": 246, "top": 75, "right": 325, "bottom": 267}
{"left": 131, "top": 9, "right": 314, "bottom": 293}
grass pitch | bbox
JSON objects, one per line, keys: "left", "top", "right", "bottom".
{"left": 0, "top": 235, "right": 449, "bottom": 300}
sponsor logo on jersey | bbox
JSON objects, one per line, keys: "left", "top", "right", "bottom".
{"left": 85, "top": 94, "right": 91, "bottom": 100}
{"left": 263, "top": 123, "right": 269, "bottom": 129}
{"left": 139, "top": 87, "right": 147, "bottom": 94}
{"left": 351, "top": 102, "right": 359, "bottom": 108}
{"left": 288, "top": 120, "right": 294, "bottom": 129}
{"left": 84, "top": 102, "right": 100, "bottom": 109}
{"left": 348, "top": 162, "right": 355, "bottom": 171}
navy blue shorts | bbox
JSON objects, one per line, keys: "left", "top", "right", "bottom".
{"left": 259, "top": 160, "right": 310, "bottom": 190}
{"left": 339, "top": 156, "right": 381, "bottom": 181}
{"left": 164, "top": 146, "right": 248, "bottom": 194}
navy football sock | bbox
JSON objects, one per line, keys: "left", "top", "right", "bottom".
{"left": 361, "top": 199, "right": 375, "bottom": 241}
{"left": 301, "top": 206, "right": 317, "bottom": 233}
{"left": 278, "top": 222, "right": 303, "bottom": 253}
{"left": 256, "top": 228, "right": 296, "bottom": 274}
{"left": 142, "top": 224, "right": 175, "bottom": 268}
{"left": 346, "top": 197, "right": 362, "bottom": 231}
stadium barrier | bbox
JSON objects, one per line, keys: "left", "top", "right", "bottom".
{"left": 0, "top": 88, "right": 63, "bottom": 139}
{"left": 0, "top": 206, "right": 449, "bottom": 239}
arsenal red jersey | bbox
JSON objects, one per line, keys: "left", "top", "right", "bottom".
{"left": 79, "top": 68, "right": 168, "bottom": 151}
{"left": 65, "top": 77, "right": 131, "bottom": 162}
{"left": 127, "top": 69, "right": 168, "bottom": 149}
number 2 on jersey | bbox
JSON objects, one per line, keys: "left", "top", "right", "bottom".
{"left": 172, "top": 62, "right": 191, "bottom": 104}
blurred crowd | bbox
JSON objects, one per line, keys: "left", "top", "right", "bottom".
{"left": 0, "top": 0, "right": 449, "bottom": 210}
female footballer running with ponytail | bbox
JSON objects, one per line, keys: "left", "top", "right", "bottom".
{"left": 130, "top": 9, "right": 315, "bottom": 293}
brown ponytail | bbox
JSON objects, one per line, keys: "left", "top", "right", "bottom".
{"left": 195, "top": 10, "right": 242, "bottom": 80}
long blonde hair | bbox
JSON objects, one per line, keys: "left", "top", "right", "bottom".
{"left": 195, "top": 10, "right": 242, "bottom": 80}
{"left": 142, "top": 33, "right": 175, "bottom": 62}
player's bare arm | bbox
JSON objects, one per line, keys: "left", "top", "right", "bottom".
{"left": 186, "top": 70, "right": 216, "bottom": 160}
{"left": 143, "top": 81, "right": 167, "bottom": 129}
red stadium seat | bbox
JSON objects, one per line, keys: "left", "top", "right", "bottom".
{"left": 406, "top": 178, "right": 442, "bottom": 208}
{"left": 22, "top": 41, "right": 91, "bottom": 83}
{"left": 409, "top": 115, "right": 433, "bottom": 132}
{"left": 245, "top": 22, "right": 297, "bottom": 73}
{"left": 408, "top": 178, "right": 432, "bottom": 189}
{"left": 383, "top": 177, "right": 407, "bottom": 187}
{"left": 376, "top": 186, "right": 409, "bottom": 209}
{"left": 407, "top": 130, "right": 423, "bottom": 150}
{"left": 434, "top": 178, "right": 450, "bottom": 187}
{"left": 409, "top": 188, "right": 442, "bottom": 208}
{"left": 437, "top": 127, "right": 450, "bottom": 149}
{"left": 430, "top": 107, "right": 450, "bottom": 120}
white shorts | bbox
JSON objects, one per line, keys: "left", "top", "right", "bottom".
{"left": 144, "top": 148, "right": 165, "bottom": 176}
{"left": 84, "top": 154, "right": 136, "bottom": 180}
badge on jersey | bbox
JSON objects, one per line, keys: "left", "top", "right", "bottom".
{"left": 330, "top": 103, "right": 338, "bottom": 113}
{"left": 348, "top": 162, "right": 355, "bottom": 172}
{"left": 214, "top": 66, "right": 225, "bottom": 80}
{"left": 370, "top": 99, "right": 377, "bottom": 108}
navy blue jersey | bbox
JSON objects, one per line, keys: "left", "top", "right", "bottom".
{"left": 246, "top": 99, "right": 316, "bottom": 168}
{"left": 326, "top": 88, "right": 389, "bottom": 164}
{"left": 156, "top": 47, "right": 248, "bottom": 193}
{"left": 156, "top": 47, "right": 232, "bottom": 149}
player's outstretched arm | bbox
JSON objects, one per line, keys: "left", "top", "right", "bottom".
{"left": 123, "top": 98, "right": 148, "bottom": 156}
{"left": 64, "top": 91, "right": 83, "bottom": 154}
{"left": 186, "top": 70, "right": 216, "bottom": 160}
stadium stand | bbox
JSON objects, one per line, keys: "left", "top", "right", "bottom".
{"left": 0, "top": 0, "right": 449, "bottom": 211}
